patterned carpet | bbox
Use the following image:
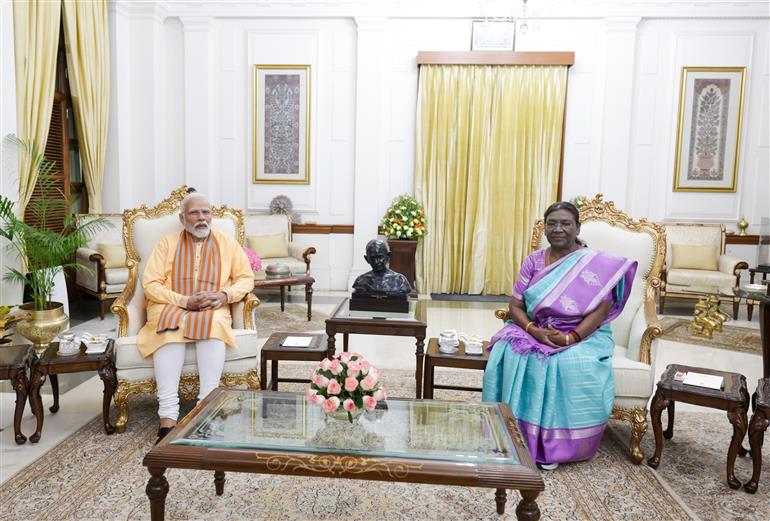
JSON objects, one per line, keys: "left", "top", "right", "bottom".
{"left": 255, "top": 304, "right": 328, "bottom": 339}
{"left": 660, "top": 317, "right": 761, "bottom": 355}
{"left": 5, "top": 364, "right": 765, "bottom": 521}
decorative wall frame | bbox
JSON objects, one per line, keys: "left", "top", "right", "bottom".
{"left": 673, "top": 66, "right": 746, "bottom": 192}
{"left": 470, "top": 20, "right": 516, "bottom": 51}
{"left": 252, "top": 64, "right": 311, "bottom": 184}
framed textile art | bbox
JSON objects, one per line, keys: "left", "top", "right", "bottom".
{"left": 673, "top": 66, "right": 745, "bottom": 192}
{"left": 252, "top": 64, "right": 311, "bottom": 184}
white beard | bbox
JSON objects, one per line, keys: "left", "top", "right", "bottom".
{"left": 185, "top": 221, "right": 210, "bottom": 239}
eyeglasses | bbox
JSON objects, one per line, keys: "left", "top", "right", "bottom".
{"left": 186, "top": 209, "right": 211, "bottom": 218}
{"left": 544, "top": 220, "right": 575, "bottom": 231}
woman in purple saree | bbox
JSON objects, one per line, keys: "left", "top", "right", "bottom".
{"left": 482, "top": 202, "right": 637, "bottom": 470}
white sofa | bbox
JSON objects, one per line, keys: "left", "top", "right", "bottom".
{"left": 498, "top": 194, "right": 666, "bottom": 463}
{"left": 660, "top": 223, "right": 748, "bottom": 318}
{"left": 243, "top": 213, "right": 315, "bottom": 278}
{"left": 110, "top": 186, "right": 261, "bottom": 432}
{"left": 75, "top": 214, "right": 127, "bottom": 319}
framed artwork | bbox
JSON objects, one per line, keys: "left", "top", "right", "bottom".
{"left": 471, "top": 20, "right": 516, "bottom": 51}
{"left": 252, "top": 64, "right": 311, "bottom": 184}
{"left": 673, "top": 66, "right": 746, "bottom": 192}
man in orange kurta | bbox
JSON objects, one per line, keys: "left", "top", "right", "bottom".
{"left": 137, "top": 192, "right": 254, "bottom": 440}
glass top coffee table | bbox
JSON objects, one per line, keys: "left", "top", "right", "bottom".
{"left": 326, "top": 298, "right": 428, "bottom": 397}
{"left": 143, "top": 389, "right": 544, "bottom": 520}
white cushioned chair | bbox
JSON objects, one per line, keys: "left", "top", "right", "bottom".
{"left": 75, "top": 214, "right": 127, "bottom": 319}
{"left": 243, "top": 214, "right": 316, "bottom": 278}
{"left": 659, "top": 224, "right": 748, "bottom": 318}
{"left": 496, "top": 194, "right": 666, "bottom": 464}
{"left": 110, "top": 186, "right": 261, "bottom": 433}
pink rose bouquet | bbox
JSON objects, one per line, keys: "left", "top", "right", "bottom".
{"left": 306, "top": 352, "right": 386, "bottom": 422}
{"left": 243, "top": 246, "right": 262, "bottom": 272}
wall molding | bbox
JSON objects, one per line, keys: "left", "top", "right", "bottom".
{"left": 292, "top": 224, "right": 354, "bottom": 234}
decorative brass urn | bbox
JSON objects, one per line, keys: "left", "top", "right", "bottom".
{"left": 15, "top": 302, "right": 69, "bottom": 354}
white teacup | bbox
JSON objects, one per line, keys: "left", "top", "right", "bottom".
{"left": 439, "top": 329, "right": 458, "bottom": 341}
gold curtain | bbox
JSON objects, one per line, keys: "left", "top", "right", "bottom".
{"left": 13, "top": 0, "right": 62, "bottom": 217}
{"left": 415, "top": 64, "right": 567, "bottom": 295}
{"left": 62, "top": 0, "right": 109, "bottom": 213}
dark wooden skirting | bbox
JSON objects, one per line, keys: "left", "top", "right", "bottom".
{"left": 726, "top": 234, "right": 759, "bottom": 245}
{"left": 416, "top": 51, "right": 575, "bottom": 66}
{"left": 291, "top": 224, "right": 354, "bottom": 235}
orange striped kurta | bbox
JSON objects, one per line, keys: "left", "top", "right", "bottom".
{"left": 137, "top": 229, "right": 254, "bottom": 358}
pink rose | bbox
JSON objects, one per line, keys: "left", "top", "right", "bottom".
{"left": 344, "top": 376, "right": 359, "bottom": 392}
{"left": 306, "top": 387, "right": 317, "bottom": 400}
{"left": 363, "top": 395, "right": 377, "bottom": 411}
{"left": 311, "top": 374, "right": 329, "bottom": 388}
{"left": 322, "top": 396, "right": 340, "bottom": 414}
{"left": 347, "top": 361, "right": 361, "bottom": 378}
{"left": 368, "top": 369, "right": 380, "bottom": 383}
{"left": 339, "top": 352, "right": 352, "bottom": 362}
{"left": 327, "top": 379, "right": 342, "bottom": 395}
{"left": 359, "top": 360, "right": 371, "bottom": 375}
{"left": 361, "top": 375, "right": 377, "bottom": 391}
{"left": 343, "top": 399, "right": 357, "bottom": 412}
{"left": 329, "top": 359, "right": 343, "bottom": 376}
{"left": 320, "top": 358, "right": 332, "bottom": 371}
{"left": 311, "top": 394, "right": 325, "bottom": 405}
{"left": 350, "top": 352, "right": 364, "bottom": 359}
{"left": 373, "top": 388, "right": 387, "bottom": 401}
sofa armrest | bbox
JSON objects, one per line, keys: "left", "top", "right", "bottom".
{"left": 77, "top": 247, "right": 104, "bottom": 265}
{"left": 288, "top": 243, "right": 316, "bottom": 272}
{"left": 718, "top": 255, "right": 749, "bottom": 278}
{"left": 495, "top": 308, "right": 510, "bottom": 321}
{"left": 230, "top": 293, "right": 261, "bottom": 330}
{"left": 638, "top": 297, "right": 662, "bottom": 366}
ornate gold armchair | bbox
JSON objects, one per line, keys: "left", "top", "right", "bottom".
{"left": 496, "top": 194, "right": 666, "bottom": 463}
{"left": 659, "top": 223, "right": 748, "bottom": 318}
{"left": 111, "top": 186, "right": 261, "bottom": 432}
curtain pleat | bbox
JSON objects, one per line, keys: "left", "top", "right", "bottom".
{"left": 62, "top": 0, "right": 110, "bottom": 213}
{"left": 415, "top": 64, "right": 567, "bottom": 295}
{"left": 13, "top": 0, "right": 62, "bottom": 217}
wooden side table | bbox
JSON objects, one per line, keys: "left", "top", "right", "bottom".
{"left": 0, "top": 345, "right": 35, "bottom": 444}
{"left": 28, "top": 340, "right": 117, "bottom": 443}
{"left": 423, "top": 338, "right": 489, "bottom": 399}
{"left": 647, "top": 364, "right": 749, "bottom": 489}
{"left": 253, "top": 275, "right": 315, "bottom": 320}
{"left": 259, "top": 332, "right": 327, "bottom": 391}
{"left": 744, "top": 378, "right": 769, "bottom": 494}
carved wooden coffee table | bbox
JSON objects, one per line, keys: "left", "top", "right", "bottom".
{"left": 0, "top": 344, "right": 35, "bottom": 444}
{"left": 143, "top": 389, "right": 544, "bottom": 520}
{"left": 647, "top": 364, "right": 749, "bottom": 489}
{"left": 28, "top": 340, "right": 117, "bottom": 443}
{"left": 253, "top": 274, "right": 314, "bottom": 320}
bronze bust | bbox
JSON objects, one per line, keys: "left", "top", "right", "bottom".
{"left": 352, "top": 239, "right": 412, "bottom": 297}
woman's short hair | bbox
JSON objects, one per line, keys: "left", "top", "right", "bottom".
{"left": 544, "top": 201, "right": 580, "bottom": 223}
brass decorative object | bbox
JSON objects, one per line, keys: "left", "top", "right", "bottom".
{"left": 690, "top": 295, "right": 728, "bottom": 338}
{"left": 737, "top": 217, "right": 749, "bottom": 236}
{"left": 15, "top": 302, "right": 69, "bottom": 354}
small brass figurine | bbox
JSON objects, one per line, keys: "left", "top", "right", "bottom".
{"left": 737, "top": 217, "right": 749, "bottom": 236}
{"left": 690, "top": 296, "right": 728, "bottom": 338}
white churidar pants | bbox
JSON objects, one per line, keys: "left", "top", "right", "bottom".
{"left": 153, "top": 339, "right": 226, "bottom": 421}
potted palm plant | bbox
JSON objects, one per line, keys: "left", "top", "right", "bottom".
{"left": 0, "top": 135, "right": 108, "bottom": 353}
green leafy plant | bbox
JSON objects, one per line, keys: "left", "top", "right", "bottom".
{"left": 381, "top": 195, "right": 427, "bottom": 240}
{"left": 0, "top": 135, "right": 110, "bottom": 311}
{"left": 569, "top": 195, "right": 588, "bottom": 209}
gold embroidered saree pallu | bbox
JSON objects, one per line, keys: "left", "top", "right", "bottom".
{"left": 156, "top": 232, "right": 222, "bottom": 340}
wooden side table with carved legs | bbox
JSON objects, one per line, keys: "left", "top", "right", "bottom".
{"left": 744, "top": 378, "right": 769, "bottom": 493}
{"left": 28, "top": 340, "right": 117, "bottom": 443}
{"left": 0, "top": 345, "right": 35, "bottom": 444}
{"left": 647, "top": 364, "right": 749, "bottom": 489}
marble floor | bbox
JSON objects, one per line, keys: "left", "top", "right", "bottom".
{"left": 0, "top": 290, "right": 761, "bottom": 485}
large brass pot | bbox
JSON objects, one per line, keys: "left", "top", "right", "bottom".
{"left": 16, "top": 302, "right": 69, "bottom": 354}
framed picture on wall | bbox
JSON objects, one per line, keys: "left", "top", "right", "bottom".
{"left": 471, "top": 20, "right": 516, "bottom": 51}
{"left": 252, "top": 64, "right": 311, "bottom": 184}
{"left": 673, "top": 66, "right": 746, "bottom": 192}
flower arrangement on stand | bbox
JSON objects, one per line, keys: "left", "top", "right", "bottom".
{"left": 243, "top": 246, "right": 262, "bottom": 272}
{"left": 306, "top": 352, "right": 387, "bottom": 423}
{"left": 569, "top": 195, "right": 588, "bottom": 210}
{"left": 381, "top": 195, "right": 427, "bottom": 240}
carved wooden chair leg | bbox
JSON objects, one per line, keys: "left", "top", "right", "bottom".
{"left": 628, "top": 408, "right": 648, "bottom": 464}
{"left": 114, "top": 381, "right": 131, "bottom": 433}
{"left": 245, "top": 369, "right": 260, "bottom": 390}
